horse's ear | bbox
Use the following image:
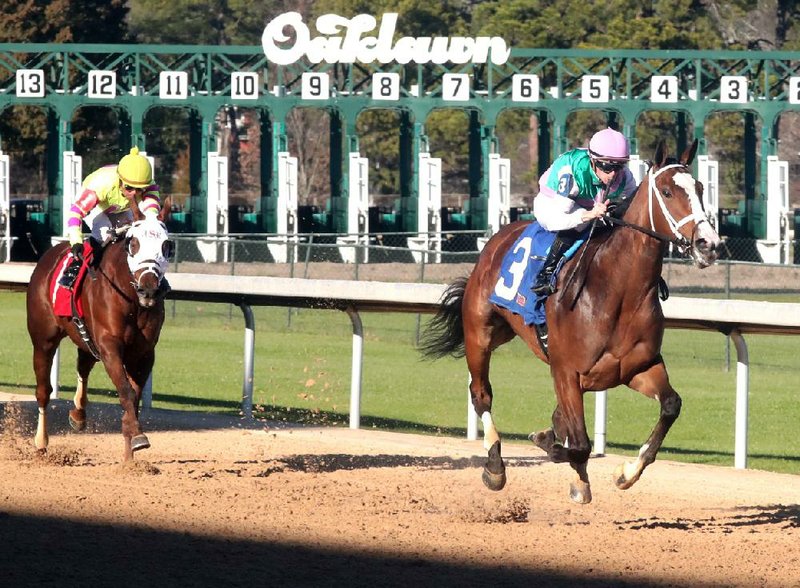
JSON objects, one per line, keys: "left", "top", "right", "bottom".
{"left": 653, "top": 140, "right": 668, "bottom": 168}
{"left": 679, "top": 139, "right": 699, "bottom": 166}
{"left": 158, "top": 195, "right": 171, "bottom": 223}
{"left": 131, "top": 199, "right": 145, "bottom": 221}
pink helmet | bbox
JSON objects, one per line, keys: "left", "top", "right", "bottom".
{"left": 588, "top": 128, "right": 630, "bottom": 161}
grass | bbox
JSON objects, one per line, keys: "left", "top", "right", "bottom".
{"left": 2, "top": 290, "right": 799, "bottom": 475}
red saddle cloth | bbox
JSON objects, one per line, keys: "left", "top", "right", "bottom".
{"left": 50, "top": 242, "right": 94, "bottom": 318}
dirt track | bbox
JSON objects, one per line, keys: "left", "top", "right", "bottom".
{"left": 1, "top": 395, "right": 799, "bottom": 588}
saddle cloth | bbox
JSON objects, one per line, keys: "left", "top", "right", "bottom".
{"left": 50, "top": 242, "right": 94, "bottom": 318}
{"left": 488, "top": 223, "right": 583, "bottom": 326}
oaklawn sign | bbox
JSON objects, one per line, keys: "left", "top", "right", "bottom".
{"left": 261, "top": 12, "right": 511, "bottom": 65}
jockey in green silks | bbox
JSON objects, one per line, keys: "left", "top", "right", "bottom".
{"left": 531, "top": 128, "right": 639, "bottom": 296}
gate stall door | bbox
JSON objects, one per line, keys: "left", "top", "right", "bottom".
{"left": 408, "top": 152, "right": 442, "bottom": 263}
{"left": 487, "top": 153, "right": 511, "bottom": 235}
{"left": 697, "top": 155, "right": 719, "bottom": 231}
{"left": 197, "top": 151, "right": 229, "bottom": 263}
{"left": 765, "top": 156, "right": 790, "bottom": 264}
{"left": 338, "top": 152, "right": 369, "bottom": 263}
{"left": 627, "top": 154, "right": 648, "bottom": 185}
{"left": 62, "top": 151, "right": 83, "bottom": 239}
{"left": 267, "top": 151, "right": 298, "bottom": 263}
{"left": 0, "top": 151, "right": 9, "bottom": 261}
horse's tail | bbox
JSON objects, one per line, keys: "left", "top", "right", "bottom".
{"left": 418, "top": 276, "right": 468, "bottom": 359}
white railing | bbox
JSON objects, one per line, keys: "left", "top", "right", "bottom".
{"left": 2, "top": 264, "right": 800, "bottom": 469}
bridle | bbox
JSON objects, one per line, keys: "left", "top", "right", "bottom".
{"left": 606, "top": 163, "right": 711, "bottom": 256}
{"left": 124, "top": 220, "right": 172, "bottom": 300}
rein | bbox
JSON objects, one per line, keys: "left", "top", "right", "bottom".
{"left": 605, "top": 164, "right": 710, "bottom": 255}
{"left": 558, "top": 163, "right": 706, "bottom": 306}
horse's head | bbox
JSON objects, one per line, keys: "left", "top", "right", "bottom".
{"left": 124, "top": 216, "right": 174, "bottom": 308}
{"left": 644, "top": 140, "right": 721, "bottom": 268}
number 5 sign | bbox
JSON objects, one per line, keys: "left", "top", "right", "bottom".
{"left": 581, "top": 76, "right": 609, "bottom": 103}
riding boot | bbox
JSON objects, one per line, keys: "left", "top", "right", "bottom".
{"left": 532, "top": 235, "right": 576, "bottom": 296}
{"left": 58, "top": 258, "right": 82, "bottom": 289}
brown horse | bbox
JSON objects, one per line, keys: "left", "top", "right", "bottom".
{"left": 420, "top": 140, "right": 721, "bottom": 503}
{"left": 26, "top": 208, "right": 173, "bottom": 460}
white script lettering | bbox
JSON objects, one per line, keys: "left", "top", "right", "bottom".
{"left": 261, "top": 12, "right": 511, "bottom": 65}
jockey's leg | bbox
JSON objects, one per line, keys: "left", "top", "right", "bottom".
{"left": 532, "top": 230, "right": 578, "bottom": 296}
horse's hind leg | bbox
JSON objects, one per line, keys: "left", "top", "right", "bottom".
{"left": 464, "top": 320, "right": 514, "bottom": 492}
{"left": 32, "top": 342, "right": 59, "bottom": 452}
{"left": 69, "top": 349, "right": 97, "bottom": 432}
{"left": 466, "top": 348, "right": 504, "bottom": 491}
{"left": 615, "top": 360, "right": 681, "bottom": 490}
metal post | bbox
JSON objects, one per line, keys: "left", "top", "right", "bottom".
{"left": 467, "top": 374, "right": 479, "bottom": 441}
{"left": 239, "top": 303, "right": 255, "bottom": 419}
{"left": 142, "top": 372, "right": 153, "bottom": 409}
{"left": 593, "top": 390, "right": 607, "bottom": 456}
{"left": 730, "top": 330, "right": 749, "bottom": 469}
{"left": 49, "top": 346, "right": 60, "bottom": 399}
{"left": 345, "top": 306, "right": 363, "bottom": 429}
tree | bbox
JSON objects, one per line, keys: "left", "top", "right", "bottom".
{"left": 0, "top": 0, "right": 131, "bottom": 195}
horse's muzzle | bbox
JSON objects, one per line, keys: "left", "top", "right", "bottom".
{"left": 691, "top": 221, "right": 721, "bottom": 268}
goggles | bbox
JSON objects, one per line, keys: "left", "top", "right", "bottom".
{"left": 122, "top": 183, "right": 145, "bottom": 192}
{"left": 593, "top": 159, "right": 626, "bottom": 174}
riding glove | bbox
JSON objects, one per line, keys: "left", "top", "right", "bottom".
{"left": 71, "top": 242, "right": 84, "bottom": 261}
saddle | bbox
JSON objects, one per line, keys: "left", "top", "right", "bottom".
{"left": 51, "top": 241, "right": 96, "bottom": 317}
{"left": 51, "top": 241, "right": 103, "bottom": 359}
{"left": 488, "top": 222, "right": 587, "bottom": 357}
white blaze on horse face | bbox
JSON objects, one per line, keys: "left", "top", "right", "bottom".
{"left": 673, "top": 171, "right": 721, "bottom": 247}
{"left": 126, "top": 218, "right": 171, "bottom": 277}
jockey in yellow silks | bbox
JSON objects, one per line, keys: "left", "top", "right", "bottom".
{"left": 59, "top": 147, "right": 162, "bottom": 288}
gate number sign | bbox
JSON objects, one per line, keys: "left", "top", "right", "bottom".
{"left": 9, "top": 68, "right": 787, "bottom": 106}
{"left": 15, "top": 70, "right": 45, "bottom": 98}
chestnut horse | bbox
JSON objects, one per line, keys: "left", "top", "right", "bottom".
{"left": 26, "top": 209, "right": 173, "bottom": 460}
{"left": 420, "top": 140, "right": 721, "bottom": 503}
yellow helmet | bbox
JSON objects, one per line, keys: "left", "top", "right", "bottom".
{"left": 117, "top": 147, "right": 153, "bottom": 188}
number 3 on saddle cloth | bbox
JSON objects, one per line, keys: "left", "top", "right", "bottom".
{"left": 50, "top": 241, "right": 95, "bottom": 318}
{"left": 488, "top": 222, "right": 584, "bottom": 329}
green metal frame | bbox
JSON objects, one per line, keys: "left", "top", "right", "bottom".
{"left": 1, "top": 44, "right": 799, "bottom": 237}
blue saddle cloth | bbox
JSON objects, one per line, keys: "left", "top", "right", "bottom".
{"left": 488, "top": 223, "right": 582, "bottom": 326}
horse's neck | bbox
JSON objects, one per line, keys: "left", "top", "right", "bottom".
{"left": 99, "top": 242, "right": 134, "bottom": 294}
{"left": 603, "top": 186, "right": 667, "bottom": 289}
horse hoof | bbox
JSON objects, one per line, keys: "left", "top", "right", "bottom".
{"left": 482, "top": 466, "right": 507, "bottom": 491}
{"left": 131, "top": 434, "right": 150, "bottom": 452}
{"left": 529, "top": 430, "right": 553, "bottom": 452}
{"left": 569, "top": 481, "right": 592, "bottom": 504}
{"left": 68, "top": 409, "right": 86, "bottom": 432}
{"left": 613, "top": 463, "right": 638, "bottom": 490}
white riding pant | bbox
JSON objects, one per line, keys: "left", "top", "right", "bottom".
{"left": 83, "top": 208, "right": 134, "bottom": 244}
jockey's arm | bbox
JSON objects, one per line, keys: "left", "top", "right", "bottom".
{"left": 66, "top": 189, "right": 99, "bottom": 246}
{"left": 138, "top": 186, "right": 162, "bottom": 217}
{"left": 533, "top": 188, "right": 600, "bottom": 232}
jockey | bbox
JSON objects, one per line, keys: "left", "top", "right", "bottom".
{"left": 531, "top": 128, "right": 638, "bottom": 296}
{"left": 59, "top": 147, "right": 162, "bottom": 288}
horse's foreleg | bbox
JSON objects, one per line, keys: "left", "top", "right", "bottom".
{"left": 466, "top": 344, "right": 505, "bottom": 492}
{"left": 550, "top": 371, "right": 593, "bottom": 504}
{"left": 69, "top": 350, "right": 96, "bottom": 432}
{"left": 100, "top": 349, "right": 148, "bottom": 460}
{"left": 615, "top": 361, "right": 681, "bottom": 490}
